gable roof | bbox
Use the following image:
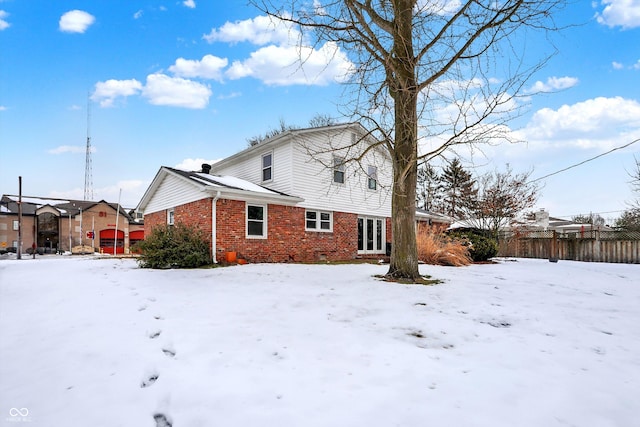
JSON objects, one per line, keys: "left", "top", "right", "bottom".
{"left": 136, "top": 166, "right": 304, "bottom": 213}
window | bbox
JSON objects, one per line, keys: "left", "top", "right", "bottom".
{"left": 367, "top": 165, "right": 378, "bottom": 190}
{"left": 12, "top": 220, "right": 19, "bottom": 231}
{"left": 306, "top": 210, "right": 332, "bottom": 232}
{"left": 333, "top": 156, "right": 345, "bottom": 184}
{"left": 247, "top": 204, "right": 267, "bottom": 238}
{"left": 167, "top": 209, "right": 174, "bottom": 225}
{"left": 358, "top": 216, "right": 385, "bottom": 254}
{"left": 262, "top": 152, "right": 273, "bottom": 182}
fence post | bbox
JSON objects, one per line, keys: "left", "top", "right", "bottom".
{"left": 549, "top": 230, "right": 558, "bottom": 262}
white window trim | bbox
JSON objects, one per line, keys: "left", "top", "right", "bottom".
{"left": 261, "top": 152, "right": 273, "bottom": 183}
{"left": 12, "top": 220, "right": 19, "bottom": 231}
{"left": 167, "top": 208, "right": 175, "bottom": 225}
{"left": 358, "top": 216, "right": 386, "bottom": 254}
{"left": 333, "top": 156, "right": 345, "bottom": 185}
{"left": 367, "top": 165, "right": 378, "bottom": 191}
{"left": 246, "top": 203, "right": 267, "bottom": 239}
{"left": 305, "top": 210, "right": 333, "bottom": 232}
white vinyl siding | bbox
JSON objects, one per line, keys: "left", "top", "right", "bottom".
{"left": 211, "top": 125, "right": 392, "bottom": 218}
{"left": 144, "top": 175, "right": 207, "bottom": 215}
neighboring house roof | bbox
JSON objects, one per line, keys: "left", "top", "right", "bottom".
{"left": 136, "top": 166, "right": 304, "bottom": 213}
{"left": 0, "top": 195, "right": 138, "bottom": 222}
{"left": 416, "top": 208, "right": 453, "bottom": 224}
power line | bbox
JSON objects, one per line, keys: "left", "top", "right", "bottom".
{"left": 530, "top": 137, "right": 640, "bottom": 183}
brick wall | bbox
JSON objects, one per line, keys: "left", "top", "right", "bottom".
{"left": 215, "top": 199, "right": 360, "bottom": 263}
{"left": 145, "top": 197, "right": 391, "bottom": 263}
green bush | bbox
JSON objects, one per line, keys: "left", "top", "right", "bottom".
{"left": 450, "top": 231, "right": 498, "bottom": 262}
{"left": 136, "top": 223, "right": 211, "bottom": 269}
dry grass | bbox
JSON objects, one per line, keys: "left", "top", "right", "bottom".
{"left": 417, "top": 229, "right": 472, "bottom": 267}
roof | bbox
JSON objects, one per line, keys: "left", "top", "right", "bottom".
{"left": 136, "top": 166, "right": 304, "bottom": 212}
{"left": 0, "top": 195, "right": 137, "bottom": 222}
{"left": 415, "top": 208, "right": 454, "bottom": 224}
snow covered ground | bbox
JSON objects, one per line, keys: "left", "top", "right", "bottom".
{"left": 0, "top": 256, "right": 638, "bottom": 427}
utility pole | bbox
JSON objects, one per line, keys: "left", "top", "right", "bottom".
{"left": 84, "top": 95, "right": 94, "bottom": 201}
{"left": 17, "top": 176, "right": 22, "bottom": 260}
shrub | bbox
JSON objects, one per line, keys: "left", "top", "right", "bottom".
{"left": 136, "top": 223, "right": 211, "bottom": 269}
{"left": 416, "top": 229, "right": 471, "bottom": 266}
{"left": 450, "top": 231, "right": 498, "bottom": 262}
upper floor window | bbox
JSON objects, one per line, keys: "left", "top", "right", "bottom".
{"left": 12, "top": 220, "right": 19, "bottom": 231}
{"left": 262, "top": 152, "right": 273, "bottom": 182}
{"left": 167, "top": 209, "right": 175, "bottom": 225}
{"left": 306, "top": 210, "right": 332, "bottom": 232}
{"left": 367, "top": 165, "right": 378, "bottom": 190}
{"left": 247, "top": 204, "right": 267, "bottom": 238}
{"left": 333, "top": 156, "right": 345, "bottom": 184}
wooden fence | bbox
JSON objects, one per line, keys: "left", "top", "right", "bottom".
{"left": 498, "top": 230, "right": 640, "bottom": 264}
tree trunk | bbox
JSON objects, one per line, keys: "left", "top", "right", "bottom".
{"left": 386, "top": 0, "right": 420, "bottom": 280}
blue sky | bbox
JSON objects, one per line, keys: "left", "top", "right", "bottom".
{"left": 1, "top": 1, "right": 639, "bottom": 224}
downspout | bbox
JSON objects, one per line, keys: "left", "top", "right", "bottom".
{"left": 212, "top": 191, "right": 221, "bottom": 263}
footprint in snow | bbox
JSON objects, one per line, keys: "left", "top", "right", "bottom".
{"left": 148, "top": 330, "right": 162, "bottom": 339}
{"left": 154, "top": 413, "right": 172, "bottom": 427}
{"left": 141, "top": 373, "right": 159, "bottom": 388}
{"left": 138, "top": 305, "right": 148, "bottom": 312}
{"left": 162, "top": 348, "right": 176, "bottom": 358}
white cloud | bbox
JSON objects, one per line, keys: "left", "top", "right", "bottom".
{"left": 203, "top": 15, "right": 298, "bottom": 46}
{"left": 183, "top": 0, "right": 196, "bottom": 8}
{"left": 226, "top": 42, "right": 353, "bottom": 86}
{"left": 133, "top": 10, "right": 143, "bottom": 19}
{"left": 416, "top": 0, "right": 462, "bottom": 16}
{"left": 48, "top": 145, "right": 96, "bottom": 154}
{"left": 612, "top": 61, "right": 624, "bottom": 69}
{"left": 527, "top": 76, "right": 579, "bottom": 93}
{"left": 168, "top": 55, "right": 228, "bottom": 81}
{"left": 59, "top": 10, "right": 95, "bottom": 33}
{"left": 0, "top": 10, "right": 10, "bottom": 30}
{"left": 175, "top": 158, "right": 222, "bottom": 171}
{"left": 142, "top": 73, "right": 212, "bottom": 109}
{"left": 91, "top": 79, "right": 143, "bottom": 107}
{"left": 0, "top": 105, "right": 7, "bottom": 111}
{"left": 524, "top": 96, "right": 640, "bottom": 149}
{"left": 634, "top": 60, "right": 640, "bottom": 70}
{"left": 595, "top": 0, "right": 640, "bottom": 29}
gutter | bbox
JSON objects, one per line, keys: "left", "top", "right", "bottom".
{"left": 212, "top": 191, "right": 221, "bottom": 264}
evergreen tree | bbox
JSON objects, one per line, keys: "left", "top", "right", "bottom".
{"left": 416, "top": 163, "right": 443, "bottom": 212}
{"left": 440, "top": 159, "right": 476, "bottom": 219}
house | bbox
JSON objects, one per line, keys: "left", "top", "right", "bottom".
{"left": 416, "top": 208, "right": 454, "bottom": 232}
{"left": 136, "top": 123, "right": 393, "bottom": 263}
{"left": 0, "top": 195, "right": 144, "bottom": 254}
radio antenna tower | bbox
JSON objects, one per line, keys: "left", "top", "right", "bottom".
{"left": 84, "top": 95, "right": 94, "bottom": 201}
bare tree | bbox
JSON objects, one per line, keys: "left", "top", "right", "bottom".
{"left": 247, "top": 117, "right": 297, "bottom": 146}
{"left": 572, "top": 213, "right": 606, "bottom": 227}
{"left": 462, "top": 166, "right": 540, "bottom": 240}
{"left": 253, "top": 0, "right": 565, "bottom": 279}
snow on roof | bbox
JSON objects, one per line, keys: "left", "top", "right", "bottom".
{"left": 195, "top": 174, "right": 276, "bottom": 195}
{"left": 4, "top": 195, "right": 72, "bottom": 206}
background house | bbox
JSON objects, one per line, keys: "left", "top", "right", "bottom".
{"left": 137, "top": 123, "right": 393, "bottom": 263}
{"left": 0, "top": 195, "right": 143, "bottom": 254}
